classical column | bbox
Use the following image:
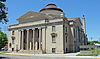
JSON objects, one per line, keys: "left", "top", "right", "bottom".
{"left": 30, "top": 42, "right": 31, "bottom": 50}
{"left": 21, "top": 30, "right": 24, "bottom": 50}
{"left": 39, "top": 28, "right": 42, "bottom": 50}
{"left": 18, "top": 30, "right": 21, "bottom": 50}
{"left": 32, "top": 29, "right": 35, "bottom": 50}
{"left": 27, "top": 29, "right": 29, "bottom": 50}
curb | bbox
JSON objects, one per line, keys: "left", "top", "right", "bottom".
{"left": 0, "top": 54, "right": 32, "bottom": 57}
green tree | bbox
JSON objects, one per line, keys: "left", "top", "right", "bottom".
{"left": 88, "top": 41, "right": 100, "bottom": 45}
{"left": 0, "top": 31, "right": 8, "bottom": 49}
{"left": 0, "top": 0, "right": 8, "bottom": 24}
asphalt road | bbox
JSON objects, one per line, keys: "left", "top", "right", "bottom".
{"left": 0, "top": 55, "right": 97, "bottom": 59}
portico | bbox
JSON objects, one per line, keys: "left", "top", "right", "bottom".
{"left": 19, "top": 28, "right": 42, "bottom": 51}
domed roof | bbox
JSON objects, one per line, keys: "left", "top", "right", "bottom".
{"left": 40, "top": 4, "right": 63, "bottom": 12}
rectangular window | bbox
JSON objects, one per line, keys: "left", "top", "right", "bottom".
{"left": 52, "top": 48, "right": 56, "bottom": 53}
{"left": 9, "top": 43, "right": 11, "bottom": 48}
{"left": 52, "top": 36, "right": 56, "bottom": 43}
{"left": 66, "top": 36, "right": 67, "bottom": 43}
{"left": 12, "top": 37, "right": 15, "bottom": 44}
{"left": 66, "top": 27, "right": 67, "bottom": 32}
{"left": 12, "top": 31, "right": 14, "bottom": 35}
{"left": 52, "top": 26, "right": 56, "bottom": 32}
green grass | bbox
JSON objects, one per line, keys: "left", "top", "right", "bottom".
{"left": 0, "top": 52, "right": 11, "bottom": 54}
{"left": 76, "top": 54, "right": 98, "bottom": 56}
{"left": 76, "top": 48, "right": 100, "bottom": 56}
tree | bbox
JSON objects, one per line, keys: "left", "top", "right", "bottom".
{"left": 88, "top": 41, "right": 100, "bottom": 45}
{"left": 0, "top": 0, "right": 8, "bottom": 24}
{"left": 0, "top": 31, "right": 8, "bottom": 50}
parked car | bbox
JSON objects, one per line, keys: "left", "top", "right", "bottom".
{"left": 1, "top": 47, "right": 8, "bottom": 51}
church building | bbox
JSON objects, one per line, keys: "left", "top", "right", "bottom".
{"left": 8, "top": 4, "right": 88, "bottom": 54}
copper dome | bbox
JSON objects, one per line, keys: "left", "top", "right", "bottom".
{"left": 40, "top": 4, "right": 63, "bottom": 12}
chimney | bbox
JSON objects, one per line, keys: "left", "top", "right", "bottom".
{"left": 82, "top": 15, "right": 86, "bottom": 34}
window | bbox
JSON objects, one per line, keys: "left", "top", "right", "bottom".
{"left": 66, "top": 27, "right": 67, "bottom": 32}
{"left": 12, "top": 37, "right": 15, "bottom": 44}
{"left": 66, "top": 36, "right": 67, "bottom": 43}
{"left": 52, "top": 26, "right": 56, "bottom": 32}
{"left": 52, "top": 48, "right": 56, "bottom": 53}
{"left": 12, "top": 48, "right": 14, "bottom": 51}
{"left": 52, "top": 36, "right": 56, "bottom": 43}
{"left": 9, "top": 43, "right": 11, "bottom": 48}
{"left": 66, "top": 48, "right": 67, "bottom": 52}
{"left": 12, "top": 31, "right": 14, "bottom": 35}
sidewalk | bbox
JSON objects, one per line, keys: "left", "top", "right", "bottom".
{"left": 4, "top": 52, "right": 80, "bottom": 56}
{"left": 97, "top": 55, "right": 100, "bottom": 59}
{"left": 0, "top": 52, "right": 99, "bottom": 58}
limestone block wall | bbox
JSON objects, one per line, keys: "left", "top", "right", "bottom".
{"left": 8, "top": 30, "right": 19, "bottom": 51}
{"left": 43, "top": 24, "right": 64, "bottom": 54}
{"left": 8, "top": 31, "right": 12, "bottom": 51}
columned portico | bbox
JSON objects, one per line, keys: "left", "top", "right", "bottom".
{"left": 19, "top": 28, "right": 42, "bottom": 52}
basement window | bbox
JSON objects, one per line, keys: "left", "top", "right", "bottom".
{"left": 52, "top": 48, "right": 56, "bottom": 53}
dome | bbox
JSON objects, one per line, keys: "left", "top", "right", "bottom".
{"left": 40, "top": 4, "right": 63, "bottom": 12}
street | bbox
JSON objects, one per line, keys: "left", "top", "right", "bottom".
{"left": 0, "top": 55, "right": 97, "bottom": 59}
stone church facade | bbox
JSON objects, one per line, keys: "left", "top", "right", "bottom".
{"left": 8, "top": 4, "right": 88, "bottom": 54}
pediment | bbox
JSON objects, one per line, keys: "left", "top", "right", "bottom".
{"left": 17, "top": 11, "right": 52, "bottom": 21}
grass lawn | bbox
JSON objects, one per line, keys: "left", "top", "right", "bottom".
{"left": 0, "top": 52, "right": 11, "bottom": 54}
{"left": 76, "top": 54, "right": 98, "bottom": 56}
{"left": 76, "top": 49, "right": 100, "bottom": 56}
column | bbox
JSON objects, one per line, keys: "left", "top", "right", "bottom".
{"left": 21, "top": 30, "right": 24, "bottom": 50}
{"left": 27, "top": 29, "right": 29, "bottom": 50}
{"left": 39, "top": 28, "right": 42, "bottom": 50}
{"left": 30, "top": 42, "right": 31, "bottom": 50}
{"left": 36, "top": 42, "right": 37, "bottom": 50}
{"left": 18, "top": 30, "right": 21, "bottom": 50}
{"left": 32, "top": 29, "right": 35, "bottom": 50}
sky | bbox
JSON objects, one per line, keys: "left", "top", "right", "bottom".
{"left": 0, "top": 0, "right": 100, "bottom": 41}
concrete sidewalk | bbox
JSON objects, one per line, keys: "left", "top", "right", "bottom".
{"left": 4, "top": 52, "right": 80, "bottom": 56}
{"left": 0, "top": 52, "right": 99, "bottom": 59}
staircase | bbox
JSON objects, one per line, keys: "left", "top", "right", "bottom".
{"left": 17, "top": 50, "right": 42, "bottom": 54}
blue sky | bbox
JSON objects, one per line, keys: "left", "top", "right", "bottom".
{"left": 0, "top": 0, "right": 100, "bottom": 41}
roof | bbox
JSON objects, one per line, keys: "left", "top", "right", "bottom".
{"left": 40, "top": 4, "right": 63, "bottom": 12}
{"left": 17, "top": 11, "right": 52, "bottom": 21}
{"left": 68, "top": 17, "right": 82, "bottom": 25}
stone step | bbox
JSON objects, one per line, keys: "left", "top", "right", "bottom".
{"left": 17, "top": 50, "right": 42, "bottom": 54}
